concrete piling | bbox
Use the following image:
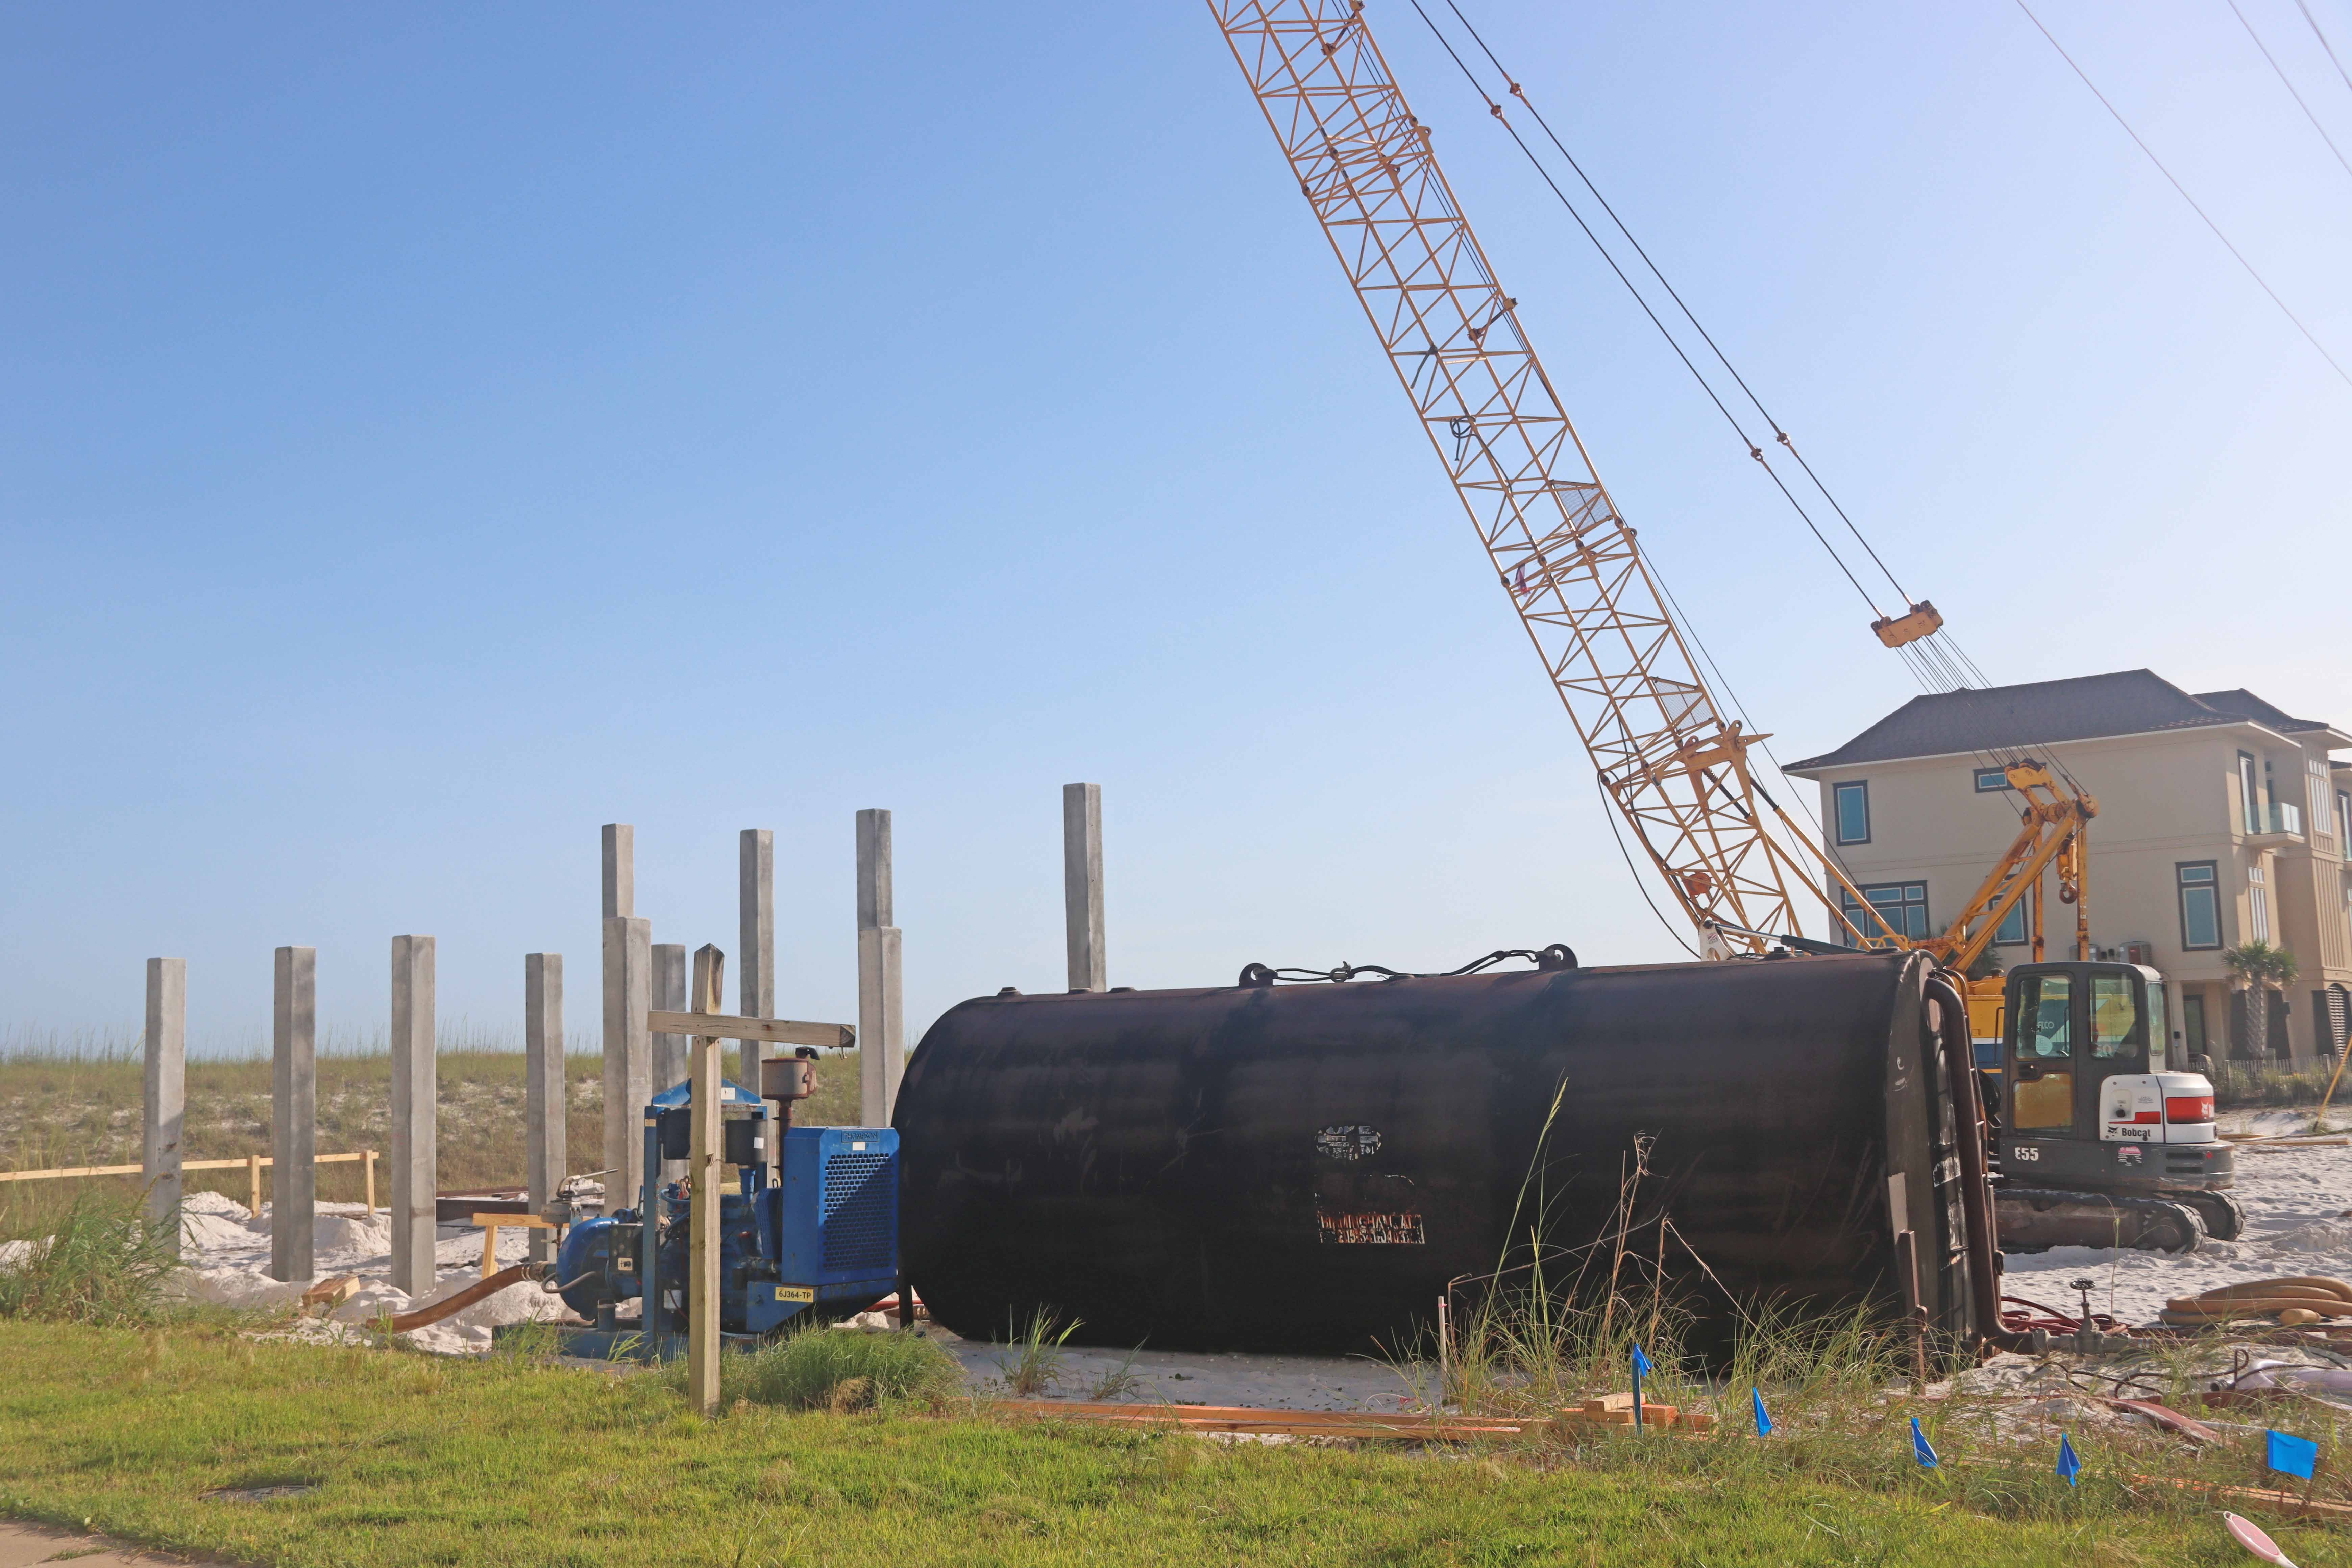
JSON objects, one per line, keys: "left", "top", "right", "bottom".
{"left": 524, "top": 952, "right": 565, "bottom": 1266}
{"left": 856, "top": 809, "right": 906, "bottom": 1125}
{"left": 602, "top": 914, "right": 652, "bottom": 1207}
{"left": 271, "top": 945, "right": 317, "bottom": 1283}
{"left": 390, "top": 935, "right": 437, "bottom": 1297}
{"left": 740, "top": 826, "right": 774, "bottom": 1034}
{"left": 602, "top": 823, "right": 633, "bottom": 922}
{"left": 652, "top": 942, "right": 687, "bottom": 1183}
{"left": 142, "top": 958, "right": 187, "bottom": 1254}
{"left": 1063, "top": 782, "right": 1106, "bottom": 992}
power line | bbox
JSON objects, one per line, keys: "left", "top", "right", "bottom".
{"left": 2014, "top": 0, "right": 2352, "bottom": 391}
{"left": 2294, "top": 0, "right": 2352, "bottom": 97}
{"left": 2226, "top": 0, "right": 2352, "bottom": 187}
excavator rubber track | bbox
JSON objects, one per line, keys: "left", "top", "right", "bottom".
{"left": 1996, "top": 1186, "right": 2204, "bottom": 1254}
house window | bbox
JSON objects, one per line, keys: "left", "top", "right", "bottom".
{"left": 2249, "top": 863, "right": 2271, "bottom": 942}
{"left": 1833, "top": 781, "right": 1870, "bottom": 844}
{"left": 1993, "top": 887, "right": 2033, "bottom": 947}
{"left": 1842, "top": 881, "right": 1929, "bottom": 941}
{"left": 2310, "top": 759, "right": 2333, "bottom": 840}
{"left": 2183, "top": 994, "right": 2208, "bottom": 1056}
{"left": 1973, "top": 768, "right": 2010, "bottom": 792}
{"left": 2176, "top": 862, "right": 2220, "bottom": 950}
{"left": 2337, "top": 788, "right": 2350, "bottom": 853}
{"left": 2239, "top": 753, "right": 2261, "bottom": 835}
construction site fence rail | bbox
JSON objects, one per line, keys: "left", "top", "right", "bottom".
{"left": 0, "top": 1150, "right": 379, "bottom": 1215}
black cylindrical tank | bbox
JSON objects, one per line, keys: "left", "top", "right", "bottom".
{"left": 895, "top": 951, "right": 1974, "bottom": 1356}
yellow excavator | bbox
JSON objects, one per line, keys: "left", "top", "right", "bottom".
{"left": 1206, "top": 0, "right": 2236, "bottom": 1252}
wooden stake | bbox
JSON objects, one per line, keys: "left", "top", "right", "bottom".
{"left": 687, "top": 944, "right": 726, "bottom": 1416}
{"left": 364, "top": 1148, "right": 376, "bottom": 1215}
{"left": 248, "top": 1152, "right": 263, "bottom": 1219}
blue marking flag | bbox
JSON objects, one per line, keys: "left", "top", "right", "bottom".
{"left": 2055, "top": 1434, "right": 2081, "bottom": 1487}
{"left": 1910, "top": 1416, "right": 1939, "bottom": 1469}
{"left": 2265, "top": 1429, "right": 2319, "bottom": 1481}
{"left": 1632, "top": 1343, "right": 1653, "bottom": 1381}
{"left": 1751, "top": 1389, "right": 1773, "bottom": 1437}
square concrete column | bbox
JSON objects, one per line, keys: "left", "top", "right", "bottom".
{"left": 856, "top": 808, "right": 905, "bottom": 1125}
{"left": 390, "top": 935, "right": 437, "bottom": 1297}
{"left": 602, "top": 823, "right": 633, "bottom": 920}
{"left": 524, "top": 952, "right": 565, "bottom": 1266}
{"left": 652, "top": 942, "right": 688, "bottom": 1183}
{"left": 601, "top": 914, "right": 652, "bottom": 1207}
{"left": 142, "top": 958, "right": 186, "bottom": 1254}
{"left": 740, "top": 827, "right": 774, "bottom": 1027}
{"left": 1063, "top": 782, "right": 1106, "bottom": 993}
{"left": 271, "top": 945, "right": 317, "bottom": 1283}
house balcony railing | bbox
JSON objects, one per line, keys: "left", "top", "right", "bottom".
{"left": 2247, "top": 801, "right": 2305, "bottom": 848}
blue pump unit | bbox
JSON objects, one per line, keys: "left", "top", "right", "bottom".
{"left": 552, "top": 1069, "right": 899, "bottom": 1354}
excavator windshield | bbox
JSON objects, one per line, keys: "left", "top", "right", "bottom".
{"left": 2011, "top": 972, "right": 2074, "bottom": 1130}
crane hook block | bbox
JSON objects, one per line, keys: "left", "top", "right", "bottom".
{"left": 1870, "top": 600, "right": 1944, "bottom": 650}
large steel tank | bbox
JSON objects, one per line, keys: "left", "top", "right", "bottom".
{"left": 894, "top": 951, "right": 1980, "bottom": 1356}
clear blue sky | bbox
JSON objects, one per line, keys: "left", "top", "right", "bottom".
{"left": 5, "top": 0, "right": 2348, "bottom": 1054}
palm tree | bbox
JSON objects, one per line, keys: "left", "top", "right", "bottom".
{"left": 2223, "top": 939, "right": 2300, "bottom": 1057}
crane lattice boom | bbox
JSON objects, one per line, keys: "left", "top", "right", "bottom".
{"left": 1209, "top": 0, "right": 1825, "bottom": 949}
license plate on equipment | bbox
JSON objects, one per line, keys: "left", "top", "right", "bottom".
{"left": 775, "top": 1285, "right": 815, "bottom": 1303}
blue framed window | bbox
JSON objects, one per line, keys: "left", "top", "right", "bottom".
{"left": 1833, "top": 781, "right": 1871, "bottom": 844}
{"left": 2177, "top": 862, "right": 2220, "bottom": 950}
{"left": 1974, "top": 768, "right": 2010, "bottom": 792}
{"left": 1993, "top": 888, "right": 2032, "bottom": 946}
{"left": 1841, "top": 881, "right": 1929, "bottom": 942}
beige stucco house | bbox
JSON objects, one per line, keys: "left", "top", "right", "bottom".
{"left": 1784, "top": 670, "right": 2352, "bottom": 1064}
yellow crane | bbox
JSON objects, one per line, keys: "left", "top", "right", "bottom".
{"left": 1205, "top": 0, "right": 2093, "bottom": 1013}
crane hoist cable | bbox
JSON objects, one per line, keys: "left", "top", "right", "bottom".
{"left": 1410, "top": 0, "right": 2102, "bottom": 818}
{"left": 1403, "top": 0, "right": 2100, "bottom": 940}
{"left": 1404, "top": 0, "right": 2005, "bottom": 713}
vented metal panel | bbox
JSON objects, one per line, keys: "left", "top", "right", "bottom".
{"left": 822, "top": 1150, "right": 895, "bottom": 1270}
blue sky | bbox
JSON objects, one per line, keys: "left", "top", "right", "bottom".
{"left": 5, "top": 0, "right": 2348, "bottom": 1054}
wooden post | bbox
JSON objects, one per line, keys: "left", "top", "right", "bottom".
{"left": 364, "top": 1148, "right": 377, "bottom": 1215}
{"left": 688, "top": 943, "right": 726, "bottom": 1415}
{"left": 248, "top": 1152, "right": 263, "bottom": 1220}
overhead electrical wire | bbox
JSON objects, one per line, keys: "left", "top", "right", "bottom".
{"left": 2225, "top": 0, "right": 2352, "bottom": 186}
{"left": 2012, "top": 0, "right": 2352, "bottom": 392}
{"left": 2295, "top": 0, "right": 2352, "bottom": 97}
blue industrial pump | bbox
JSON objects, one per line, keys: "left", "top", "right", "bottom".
{"left": 551, "top": 1049, "right": 900, "bottom": 1355}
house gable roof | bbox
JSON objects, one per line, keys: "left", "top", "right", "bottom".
{"left": 1784, "top": 669, "right": 2329, "bottom": 773}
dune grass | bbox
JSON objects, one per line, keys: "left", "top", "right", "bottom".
{"left": 0, "top": 1318, "right": 2314, "bottom": 1568}
{"left": 0, "top": 1188, "right": 180, "bottom": 1328}
{"left": 0, "top": 1031, "right": 865, "bottom": 1231}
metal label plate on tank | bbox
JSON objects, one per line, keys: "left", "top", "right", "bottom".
{"left": 1317, "top": 1211, "right": 1425, "bottom": 1245}
{"left": 1316, "top": 1125, "right": 1383, "bottom": 1160}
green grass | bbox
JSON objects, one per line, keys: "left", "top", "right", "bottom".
{"left": 1, "top": 1319, "right": 2330, "bottom": 1568}
{"left": 664, "top": 1322, "right": 963, "bottom": 1412}
{"left": 0, "top": 1035, "right": 866, "bottom": 1230}
{"left": 0, "top": 1189, "right": 179, "bottom": 1327}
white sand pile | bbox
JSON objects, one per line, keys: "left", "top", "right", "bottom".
{"left": 2001, "top": 1127, "right": 2352, "bottom": 1327}
{"left": 165, "top": 1191, "right": 573, "bottom": 1355}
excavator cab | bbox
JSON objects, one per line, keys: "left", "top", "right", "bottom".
{"left": 1993, "top": 960, "right": 2240, "bottom": 1249}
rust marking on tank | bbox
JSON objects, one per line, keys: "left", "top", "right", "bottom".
{"left": 1317, "top": 1210, "right": 1425, "bottom": 1245}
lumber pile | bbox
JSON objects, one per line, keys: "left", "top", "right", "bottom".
{"left": 1547, "top": 1391, "right": 1716, "bottom": 1434}
{"left": 2158, "top": 1276, "right": 2352, "bottom": 1327}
